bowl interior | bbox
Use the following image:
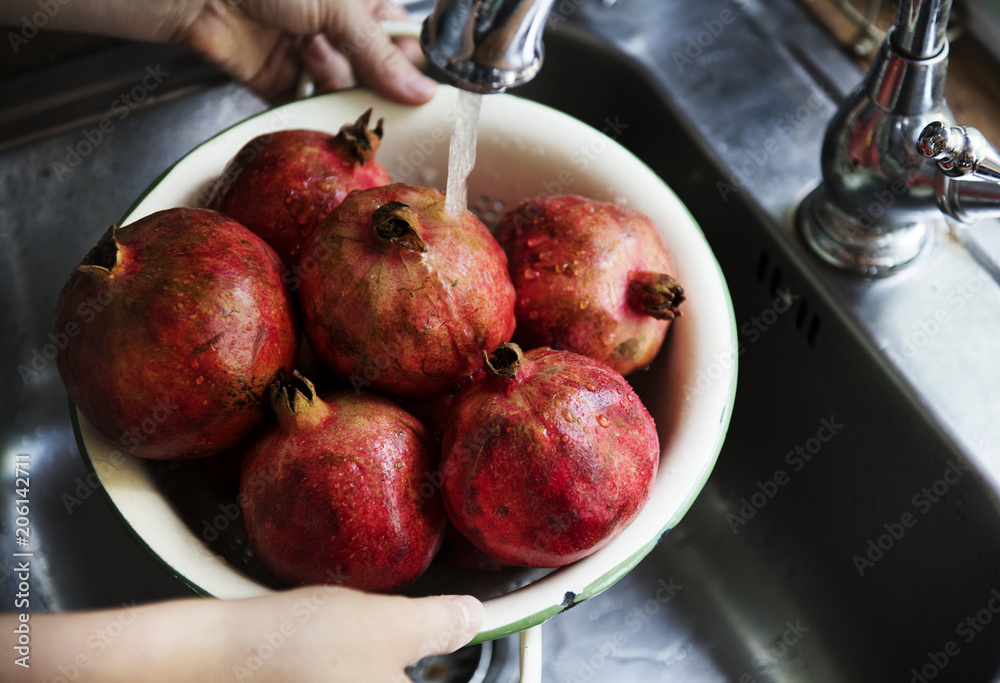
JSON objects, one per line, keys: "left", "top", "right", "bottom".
{"left": 74, "top": 86, "right": 737, "bottom": 642}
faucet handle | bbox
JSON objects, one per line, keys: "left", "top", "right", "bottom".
{"left": 918, "top": 121, "right": 1000, "bottom": 182}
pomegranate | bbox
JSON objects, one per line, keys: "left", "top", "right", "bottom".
{"left": 54, "top": 208, "right": 299, "bottom": 460}
{"left": 207, "top": 109, "right": 392, "bottom": 267}
{"left": 440, "top": 343, "right": 660, "bottom": 568}
{"left": 297, "top": 183, "right": 516, "bottom": 400}
{"left": 495, "top": 195, "right": 685, "bottom": 375}
{"left": 240, "top": 372, "right": 446, "bottom": 592}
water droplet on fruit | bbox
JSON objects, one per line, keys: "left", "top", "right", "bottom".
{"left": 526, "top": 234, "right": 549, "bottom": 248}
{"left": 562, "top": 408, "right": 575, "bottom": 422}
{"left": 195, "top": 376, "right": 204, "bottom": 385}
{"left": 529, "top": 310, "right": 540, "bottom": 320}
{"left": 523, "top": 268, "right": 539, "bottom": 280}
{"left": 579, "top": 300, "right": 589, "bottom": 310}
{"left": 561, "top": 434, "right": 569, "bottom": 443}
{"left": 585, "top": 383, "right": 597, "bottom": 392}
{"left": 597, "top": 415, "right": 610, "bottom": 427}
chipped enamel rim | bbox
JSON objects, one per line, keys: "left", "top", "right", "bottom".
{"left": 73, "top": 85, "right": 737, "bottom": 643}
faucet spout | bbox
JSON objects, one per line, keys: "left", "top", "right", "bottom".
{"left": 420, "top": 0, "right": 557, "bottom": 94}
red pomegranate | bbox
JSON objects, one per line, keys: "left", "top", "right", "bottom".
{"left": 440, "top": 343, "right": 660, "bottom": 568}
{"left": 54, "top": 208, "right": 299, "bottom": 459}
{"left": 495, "top": 195, "right": 684, "bottom": 375}
{"left": 240, "top": 373, "right": 446, "bottom": 592}
{"left": 297, "top": 183, "right": 516, "bottom": 400}
{"left": 207, "top": 109, "right": 391, "bottom": 267}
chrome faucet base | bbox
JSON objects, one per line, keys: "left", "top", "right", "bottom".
{"left": 799, "top": 185, "right": 936, "bottom": 276}
{"left": 798, "top": 4, "right": 957, "bottom": 276}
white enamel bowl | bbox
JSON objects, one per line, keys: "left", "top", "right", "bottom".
{"left": 73, "top": 85, "right": 737, "bottom": 643}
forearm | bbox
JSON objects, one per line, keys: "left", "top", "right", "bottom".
{"left": 1, "top": 598, "right": 234, "bottom": 683}
{"left": 0, "top": 0, "right": 204, "bottom": 43}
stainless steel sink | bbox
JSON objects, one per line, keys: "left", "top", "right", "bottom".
{"left": 525, "top": 3, "right": 1000, "bottom": 681}
{"left": 3, "top": 0, "right": 1000, "bottom": 681}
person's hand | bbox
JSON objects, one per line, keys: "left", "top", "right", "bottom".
{"left": 0, "top": 0, "right": 438, "bottom": 104}
{"left": 172, "top": 0, "right": 438, "bottom": 103}
{"left": 220, "top": 587, "right": 485, "bottom": 682}
{"left": 7, "top": 586, "right": 484, "bottom": 682}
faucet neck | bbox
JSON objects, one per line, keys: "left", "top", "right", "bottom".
{"left": 865, "top": 27, "right": 950, "bottom": 115}
{"left": 891, "top": 0, "right": 952, "bottom": 60}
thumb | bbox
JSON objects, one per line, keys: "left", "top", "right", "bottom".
{"left": 322, "top": 2, "right": 437, "bottom": 104}
{"left": 391, "top": 594, "right": 485, "bottom": 664}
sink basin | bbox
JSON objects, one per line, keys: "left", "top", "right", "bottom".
{"left": 516, "top": 10, "right": 1000, "bottom": 683}
{"left": 3, "top": 0, "right": 1000, "bottom": 681}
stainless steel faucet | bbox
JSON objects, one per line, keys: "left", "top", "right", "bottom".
{"left": 419, "top": 0, "right": 557, "bottom": 94}
{"left": 797, "top": 0, "right": 1000, "bottom": 276}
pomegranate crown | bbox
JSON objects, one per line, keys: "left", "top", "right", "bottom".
{"left": 338, "top": 108, "right": 385, "bottom": 165}
{"left": 482, "top": 342, "right": 526, "bottom": 380}
{"left": 630, "top": 272, "right": 686, "bottom": 321}
{"left": 78, "top": 225, "right": 121, "bottom": 273}
{"left": 269, "top": 370, "right": 319, "bottom": 417}
{"left": 371, "top": 201, "right": 427, "bottom": 254}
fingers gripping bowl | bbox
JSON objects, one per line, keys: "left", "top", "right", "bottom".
{"left": 71, "top": 86, "right": 737, "bottom": 642}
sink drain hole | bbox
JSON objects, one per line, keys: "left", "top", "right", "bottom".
{"left": 806, "top": 315, "right": 821, "bottom": 347}
{"left": 755, "top": 249, "right": 822, "bottom": 348}
{"left": 755, "top": 250, "right": 770, "bottom": 284}
{"left": 769, "top": 265, "right": 784, "bottom": 299}
{"left": 795, "top": 298, "right": 810, "bottom": 331}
